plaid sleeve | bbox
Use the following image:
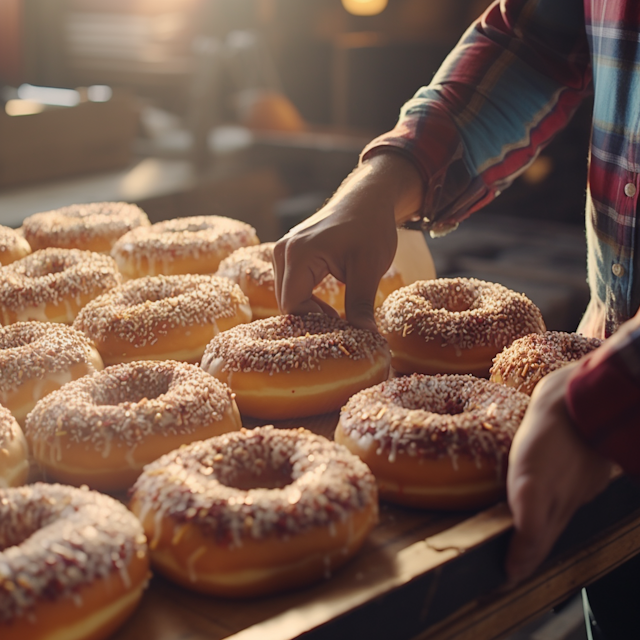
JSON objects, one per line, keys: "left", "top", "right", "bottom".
{"left": 565, "top": 324, "right": 640, "bottom": 477}
{"left": 361, "top": 0, "right": 592, "bottom": 235}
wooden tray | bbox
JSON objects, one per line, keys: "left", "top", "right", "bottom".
{"left": 110, "top": 413, "right": 640, "bottom": 640}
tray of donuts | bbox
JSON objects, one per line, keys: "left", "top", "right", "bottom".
{"left": 0, "top": 203, "right": 604, "bottom": 640}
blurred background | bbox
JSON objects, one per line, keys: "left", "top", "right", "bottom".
{"left": 0, "top": 0, "right": 594, "bottom": 333}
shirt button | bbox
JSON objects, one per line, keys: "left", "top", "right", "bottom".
{"left": 612, "top": 263, "right": 625, "bottom": 277}
{"left": 624, "top": 183, "right": 637, "bottom": 197}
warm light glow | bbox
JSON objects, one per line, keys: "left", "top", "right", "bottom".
{"left": 17, "top": 83, "right": 80, "bottom": 107}
{"left": 5, "top": 99, "right": 45, "bottom": 116}
{"left": 341, "top": 0, "right": 388, "bottom": 16}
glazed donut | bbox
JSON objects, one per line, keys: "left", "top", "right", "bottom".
{"left": 201, "top": 313, "right": 391, "bottom": 420}
{"left": 73, "top": 274, "right": 251, "bottom": 366}
{"left": 129, "top": 426, "right": 378, "bottom": 597}
{"left": 0, "top": 322, "right": 103, "bottom": 425}
{"left": 216, "top": 242, "right": 404, "bottom": 318}
{"left": 377, "top": 277, "right": 546, "bottom": 377}
{"left": 111, "top": 215, "right": 259, "bottom": 279}
{"left": 0, "top": 248, "right": 121, "bottom": 325}
{"left": 0, "top": 405, "right": 29, "bottom": 488}
{"left": 21, "top": 202, "right": 150, "bottom": 253}
{"left": 0, "top": 226, "right": 30, "bottom": 266}
{"left": 335, "top": 374, "right": 529, "bottom": 510}
{"left": 25, "top": 360, "right": 242, "bottom": 492}
{"left": 490, "top": 331, "right": 603, "bottom": 395}
{"left": 0, "top": 483, "right": 149, "bottom": 640}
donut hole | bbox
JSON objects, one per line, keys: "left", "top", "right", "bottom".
{"left": 22, "top": 258, "right": 70, "bottom": 278}
{"left": 213, "top": 457, "right": 294, "bottom": 491}
{"left": 426, "top": 288, "right": 475, "bottom": 313}
{"left": 92, "top": 369, "right": 172, "bottom": 406}
{"left": 0, "top": 512, "right": 47, "bottom": 550}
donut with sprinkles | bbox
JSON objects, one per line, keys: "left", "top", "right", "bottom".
{"left": 21, "top": 202, "right": 150, "bottom": 254}
{"left": 335, "top": 374, "right": 530, "bottom": 510}
{"left": 111, "top": 215, "right": 259, "bottom": 279}
{"left": 73, "top": 274, "right": 251, "bottom": 365}
{"left": 0, "top": 322, "right": 103, "bottom": 426}
{"left": 0, "top": 248, "right": 121, "bottom": 325}
{"left": 201, "top": 313, "right": 391, "bottom": 419}
{"left": 0, "top": 483, "right": 149, "bottom": 640}
{"left": 129, "top": 426, "right": 378, "bottom": 597}
{"left": 377, "top": 277, "right": 546, "bottom": 377}
{"left": 490, "top": 331, "right": 603, "bottom": 395}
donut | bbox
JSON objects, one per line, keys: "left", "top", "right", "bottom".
{"left": 0, "top": 405, "right": 29, "bottom": 488}
{"left": 0, "top": 226, "right": 30, "bottom": 266}
{"left": 335, "top": 374, "right": 529, "bottom": 510}
{"left": 111, "top": 215, "right": 259, "bottom": 279}
{"left": 25, "top": 360, "right": 242, "bottom": 492}
{"left": 216, "top": 242, "right": 404, "bottom": 318}
{"left": 129, "top": 426, "right": 378, "bottom": 597}
{"left": 0, "top": 248, "right": 121, "bottom": 325}
{"left": 21, "top": 202, "right": 150, "bottom": 254}
{"left": 377, "top": 277, "right": 546, "bottom": 377}
{"left": 490, "top": 331, "right": 603, "bottom": 395}
{"left": 201, "top": 313, "right": 391, "bottom": 420}
{"left": 73, "top": 274, "right": 251, "bottom": 366}
{"left": 0, "top": 322, "right": 103, "bottom": 426}
{"left": 0, "top": 483, "right": 149, "bottom": 640}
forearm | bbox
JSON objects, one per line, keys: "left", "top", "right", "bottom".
{"left": 362, "top": 0, "right": 592, "bottom": 234}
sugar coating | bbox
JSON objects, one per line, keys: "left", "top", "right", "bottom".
{"left": 73, "top": 274, "right": 249, "bottom": 347}
{"left": 0, "top": 248, "right": 121, "bottom": 312}
{"left": 201, "top": 313, "right": 389, "bottom": 375}
{"left": 0, "top": 483, "right": 147, "bottom": 623}
{"left": 131, "top": 426, "right": 377, "bottom": 545}
{"left": 339, "top": 374, "right": 529, "bottom": 468}
{"left": 112, "top": 215, "right": 258, "bottom": 262}
{"left": 490, "top": 331, "right": 603, "bottom": 393}
{"left": 377, "top": 278, "right": 546, "bottom": 350}
{"left": 0, "top": 322, "right": 100, "bottom": 393}
{"left": 25, "top": 360, "right": 236, "bottom": 452}
{"left": 22, "top": 202, "right": 150, "bottom": 249}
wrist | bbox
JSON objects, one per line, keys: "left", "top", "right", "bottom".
{"left": 360, "top": 151, "right": 424, "bottom": 225}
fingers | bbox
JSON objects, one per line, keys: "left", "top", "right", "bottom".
{"left": 505, "top": 475, "right": 571, "bottom": 586}
{"left": 274, "top": 237, "right": 331, "bottom": 316}
{"left": 344, "top": 256, "right": 383, "bottom": 332}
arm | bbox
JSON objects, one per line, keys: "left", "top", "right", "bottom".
{"left": 275, "top": 0, "right": 592, "bottom": 326}
{"left": 506, "top": 309, "right": 640, "bottom": 585}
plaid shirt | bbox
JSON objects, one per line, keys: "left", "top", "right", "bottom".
{"left": 362, "top": 0, "right": 640, "bottom": 472}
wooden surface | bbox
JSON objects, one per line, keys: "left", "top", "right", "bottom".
{"left": 108, "top": 413, "right": 640, "bottom": 640}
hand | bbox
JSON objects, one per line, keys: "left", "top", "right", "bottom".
{"left": 273, "top": 152, "right": 423, "bottom": 332}
{"left": 505, "top": 363, "right": 612, "bottom": 586}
